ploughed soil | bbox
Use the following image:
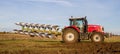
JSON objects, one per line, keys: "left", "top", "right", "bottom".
{"left": 0, "top": 33, "right": 120, "bottom": 54}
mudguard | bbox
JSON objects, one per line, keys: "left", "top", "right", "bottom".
{"left": 63, "top": 25, "right": 80, "bottom": 33}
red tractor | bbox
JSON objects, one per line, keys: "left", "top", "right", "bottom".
{"left": 62, "top": 16, "right": 108, "bottom": 43}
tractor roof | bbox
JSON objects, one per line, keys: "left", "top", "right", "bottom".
{"left": 69, "top": 16, "right": 87, "bottom": 21}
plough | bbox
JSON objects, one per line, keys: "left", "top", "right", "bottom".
{"left": 14, "top": 22, "right": 62, "bottom": 39}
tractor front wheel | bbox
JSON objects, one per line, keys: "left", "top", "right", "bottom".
{"left": 62, "top": 28, "right": 79, "bottom": 43}
{"left": 91, "top": 32, "right": 104, "bottom": 42}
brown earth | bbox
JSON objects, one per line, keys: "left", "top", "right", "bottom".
{"left": 0, "top": 33, "right": 120, "bottom": 54}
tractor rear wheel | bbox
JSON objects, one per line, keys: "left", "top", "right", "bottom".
{"left": 91, "top": 32, "right": 104, "bottom": 42}
{"left": 62, "top": 28, "right": 79, "bottom": 43}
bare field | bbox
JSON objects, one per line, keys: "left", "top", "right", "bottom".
{"left": 0, "top": 33, "right": 120, "bottom": 54}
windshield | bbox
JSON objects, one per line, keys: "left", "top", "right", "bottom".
{"left": 76, "top": 20, "right": 83, "bottom": 27}
{"left": 70, "top": 20, "right": 83, "bottom": 27}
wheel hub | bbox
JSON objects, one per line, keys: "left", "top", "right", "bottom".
{"left": 66, "top": 33, "right": 74, "bottom": 41}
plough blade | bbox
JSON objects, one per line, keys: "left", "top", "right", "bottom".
{"left": 14, "top": 22, "right": 62, "bottom": 39}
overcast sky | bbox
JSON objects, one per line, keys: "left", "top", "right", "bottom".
{"left": 0, "top": 0, "right": 120, "bottom": 34}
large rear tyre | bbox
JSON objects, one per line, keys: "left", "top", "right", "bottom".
{"left": 62, "top": 28, "right": 79, "bottom": 43}
{"left": 91, "top": 32, "right": 104, "bottom": 42}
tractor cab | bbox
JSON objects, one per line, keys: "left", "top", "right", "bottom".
{"left": 69, "top": 16, "right": 88, "bottom": 33}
